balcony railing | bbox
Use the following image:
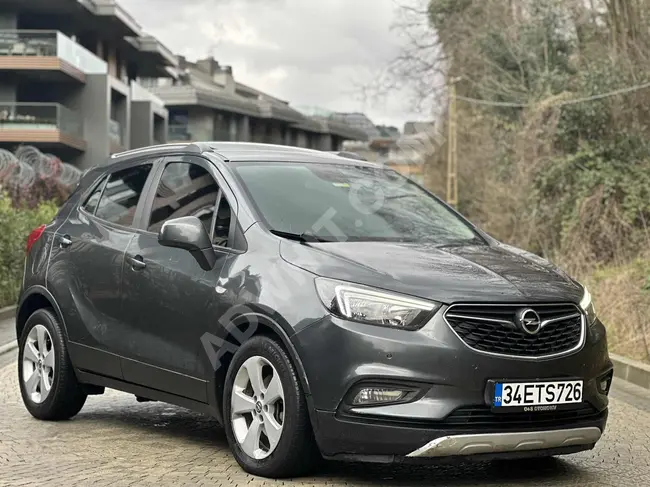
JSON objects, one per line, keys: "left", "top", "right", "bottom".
{"left": 109, "top": 119, "right": 123, "bottom": 146}
{"left": 0, "top": 30, "right": 107, "bottom": 74}
{"left": 0, "top": 103, "right": 83, "bottom": 137}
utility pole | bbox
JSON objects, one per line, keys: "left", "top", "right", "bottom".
{"left": 446, "top": 79, "right": 459, "bottom": 208}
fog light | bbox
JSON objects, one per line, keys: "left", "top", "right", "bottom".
{"left": 352, "top": 388, "right": 407, "bottom": 406}
{"left": 598, "top": 373, "right": 613, "bottom": 395}
{"left": 599, "top": 379, "right": 610, "bottom": 394}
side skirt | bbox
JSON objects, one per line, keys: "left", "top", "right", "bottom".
{"left": 75, "top": 369, "right": 218, "bottom": 418}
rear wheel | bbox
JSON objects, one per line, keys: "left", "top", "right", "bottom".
{"left": 223, "top": 336, "right": 321, "bottom": 478}
{"left": 18, "top": 309, "right": 87, "bottom": 420}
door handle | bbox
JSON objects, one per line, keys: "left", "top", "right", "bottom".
{"left": 59, "top": 235, "right": 72, "bottom": 248}
{"left": 128, "top": 255, "right": 146, "bottom": 271}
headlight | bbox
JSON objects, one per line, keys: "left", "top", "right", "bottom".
{"left": 579, "top": 285, "right": 597, "bottom": 325}
{"left": 315, "top": 278, "right": 440, "bottom": 330}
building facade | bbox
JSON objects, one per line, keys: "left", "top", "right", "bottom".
{"left": 142, "top": 56, "right": 367, "bottom": 150}
{"left": 0, "top": 0, "right": 175, "bottom": 168}
{"left": 0, "top": 0, "right": 368, "bottom": 170}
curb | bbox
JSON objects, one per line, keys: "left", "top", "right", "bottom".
{"left": 0, "top": 340, "right": 17, "bottom": 355}
{"left": 611, "top": 353, "right": 650, "bottom": 390}
{"left": 0, "top": 305, "right": 16, "bottom": 322}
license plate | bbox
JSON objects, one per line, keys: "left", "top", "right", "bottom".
{"left": 493, "top": 380, "right": 583, "bottom": 411}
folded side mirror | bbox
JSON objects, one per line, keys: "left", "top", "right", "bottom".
{"left": 158, "top": 216, "right": 217, "bottom": 271}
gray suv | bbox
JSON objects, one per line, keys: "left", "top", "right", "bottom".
{"left": 16, "top": 143, "right": 612, "bottom": 478}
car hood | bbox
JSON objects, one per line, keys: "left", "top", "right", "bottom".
{"left": 279, "top": 240, "right": 583, "bottom": 304}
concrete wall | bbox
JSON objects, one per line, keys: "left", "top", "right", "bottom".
{"left": 153, "top": 113, "right": 167, "bottom": 144}
{"left": 237, "top": 115, "right": 250, "bottom": 141}
{"left": 130, "top": 101, "right": 153, "bottom": 149}
{"left": 0, "top": 10, "right": 17, "bottom": 103}
{"left": 66, "top": 74, "right": 111, "bottom": 169}
{"left": 296, "top": 131, "right": 308, "bottom": 148}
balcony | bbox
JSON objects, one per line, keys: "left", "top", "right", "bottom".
{"left": 0, "top": 103, "right": 85, "bottom": 150}
{"left": 0, "top": 30, "right": 107, "bottom": 82}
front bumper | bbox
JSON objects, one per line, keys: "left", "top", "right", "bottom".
{"left": 293, "top": 311, "right": 612, "bottom": 460}
{"left": 312, "top": 406, "right": 607, "bottom": 462}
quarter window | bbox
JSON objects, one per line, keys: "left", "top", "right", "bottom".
{"left": 95, "top": 164, "right": 152, "bottom": 227}
{"left": 82, "top": 176, "right": 108, "bottom": 215}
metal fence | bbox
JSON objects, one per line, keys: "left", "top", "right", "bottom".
{"left": 0, "top": 146, "right": 82, "bottom": 190}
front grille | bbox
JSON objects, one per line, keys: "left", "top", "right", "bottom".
{"left": 444, "top": 303, "right": 584, "bottom": 358}
{"left": 439, "top": 404, "right": 603, "bottom": 430}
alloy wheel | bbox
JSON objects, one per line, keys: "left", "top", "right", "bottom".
{"left": 22, "top": 324, "right": 55, "bottom": 404}
{"left": 231, "top": 355, "right": 285, "bottom": 460}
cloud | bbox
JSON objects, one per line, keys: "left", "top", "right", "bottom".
{"left": 119, "top": 0, "right": 430, "bottom": 128}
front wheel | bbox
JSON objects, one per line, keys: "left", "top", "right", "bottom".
{"left": 223, "top": 336, "right": 321, "bottom": 478}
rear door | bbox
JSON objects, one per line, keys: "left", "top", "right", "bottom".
{"left": 47, "top": 159, "right": 157, "bottom": 379}
{"left": 119, "top": 155, "right": 239, "bottom": 402}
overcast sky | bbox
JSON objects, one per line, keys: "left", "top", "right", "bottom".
{"left": 120, "top": 0, "right": 429, "bottom": 129}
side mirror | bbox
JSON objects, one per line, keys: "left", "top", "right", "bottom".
{"left": 158, "top": 216, "right": 217, "bottom": 271}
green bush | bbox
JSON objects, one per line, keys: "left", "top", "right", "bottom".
{"left": 0, "top": 194, "right": 58, "bottom": 308}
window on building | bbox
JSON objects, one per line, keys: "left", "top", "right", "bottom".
{"left": 94, "top": 164, "right": 153, "bottom": 227}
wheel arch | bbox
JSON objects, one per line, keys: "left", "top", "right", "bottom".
{"left": 208, "top": 310, "right": 313, "bottom": 424}
{"left": 16, "top": 286, "right": 67, "bottom": 341}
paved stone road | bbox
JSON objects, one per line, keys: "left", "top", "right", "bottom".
{"left": 1, "top": 362, "right": 650, "bottom": 487}
{"left": 0, "top": 316, "right": 15, "bottom": 348}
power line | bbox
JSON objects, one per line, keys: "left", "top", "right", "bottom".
{"left": 455, "top": 80, "right": 650, "bottom": 108}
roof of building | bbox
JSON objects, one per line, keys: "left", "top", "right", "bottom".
{"left": 152, "top": 58, "right": 369, "bottom": 140}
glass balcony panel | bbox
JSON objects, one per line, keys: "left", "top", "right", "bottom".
{"left": 0, "top": 102, "right": 83, "bottom": 138}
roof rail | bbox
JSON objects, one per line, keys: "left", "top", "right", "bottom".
{"left": 109, "top": 143, "right": 202, "bottom": 160}
{"left": 328, "top": 151, "right": 367, "bottom": 161}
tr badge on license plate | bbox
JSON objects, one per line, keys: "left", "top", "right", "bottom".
{"left": 492, "top": 380, "right": 583, "bottom": 412}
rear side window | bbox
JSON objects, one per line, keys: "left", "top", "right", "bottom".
{"left": 82, "top": 176, "right": 108, "bottom": 215}
{"left": 95, "top": 164, "right": 152, "bottom": 227}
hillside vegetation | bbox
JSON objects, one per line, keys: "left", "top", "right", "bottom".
{"left": 399, "top": 0, "right": 650, "bottom": 361}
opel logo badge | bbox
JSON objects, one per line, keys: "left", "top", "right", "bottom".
{"left": 516, "top": 308, "right": 542, "bottom": 335}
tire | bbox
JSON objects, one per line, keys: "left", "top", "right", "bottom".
{"left": 18, "top": 308, "right": 87, "bottom": 420}
{"left": 223, "top": 336, "right": 321, "bottom": 478}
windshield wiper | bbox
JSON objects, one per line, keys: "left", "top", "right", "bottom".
{"left": 385, "top": 193, "right": 418, "bottom": 201}
{"left": 270, "top": 229, "right": 338, "bottom": 244}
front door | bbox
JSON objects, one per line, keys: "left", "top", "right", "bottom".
{"left": 48, "top": 162, "right": 155, "bottom": 379}
{"left": 119, "top": 156, "right": 238, "bottom": 402}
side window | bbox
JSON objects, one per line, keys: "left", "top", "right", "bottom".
{"left": 95, "top": 164, "right": 153, "bottom": 227}
{"left": 82, "top": 176, "right": 108, "bottom": 215}
{"left": 148, "top": 162, "right": 220, "bottom": 237}
{"left": 213, "top": 195, "right": 231, "bottom": 247}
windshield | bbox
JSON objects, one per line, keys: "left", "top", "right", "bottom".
{"left": 232, "top": 161, "right": 482, "bottom": 245}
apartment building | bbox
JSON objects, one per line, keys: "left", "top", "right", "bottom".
{"left": 0, "top": 0, "right": 175, "bottom": 169}
{"left": 143, "top": 56, "right": 368, "bottom": 151}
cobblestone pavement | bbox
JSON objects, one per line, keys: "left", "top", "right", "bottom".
{"left": 1, "top": 363, "right": 649, "bottom": 487}
{"left": 0, "top": 317, "right": 15, "bottom": 347}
